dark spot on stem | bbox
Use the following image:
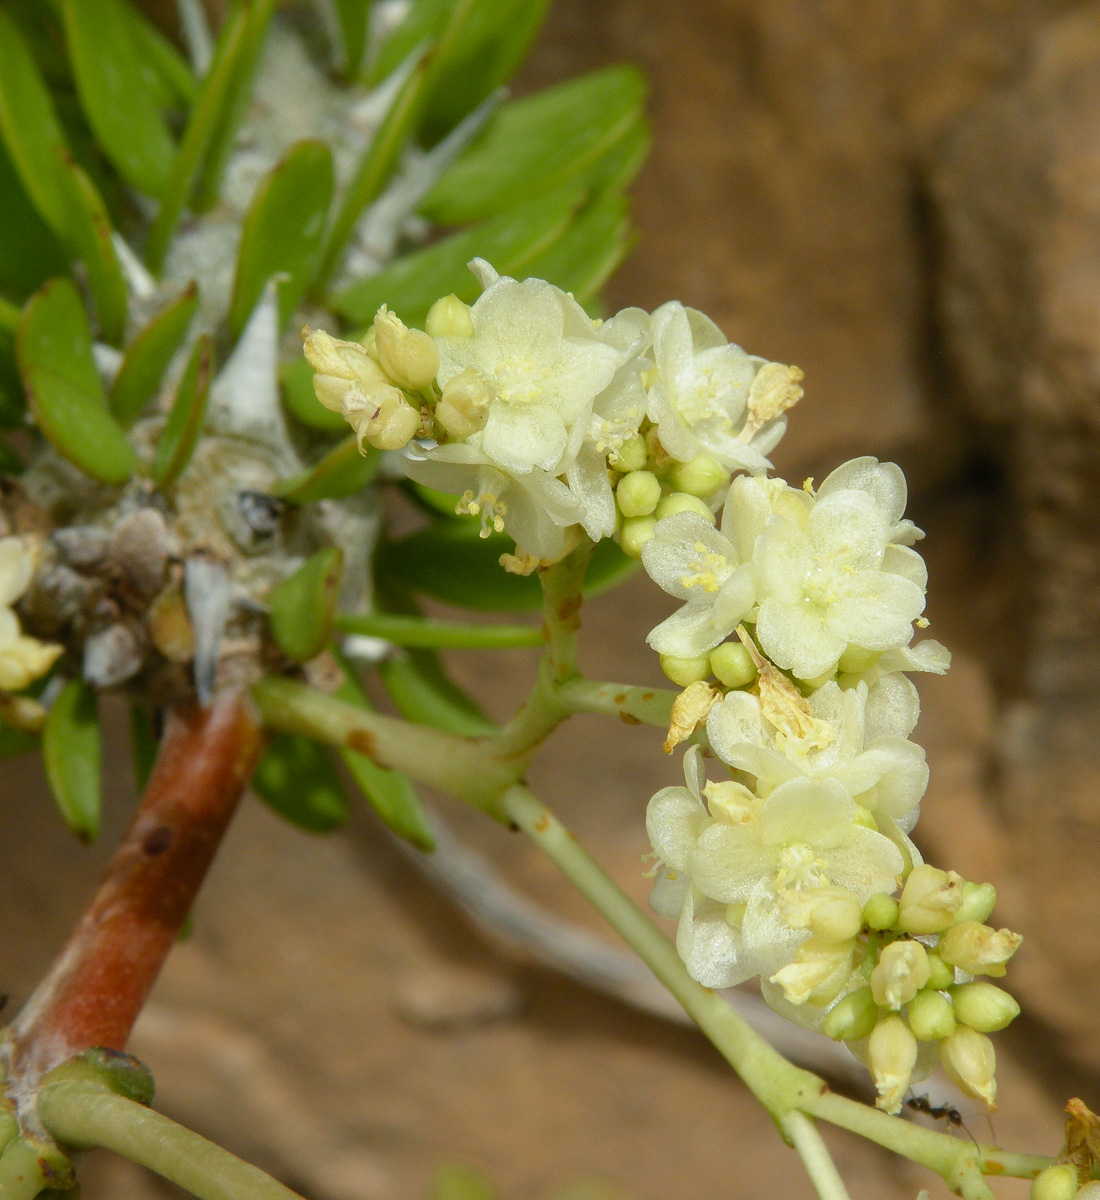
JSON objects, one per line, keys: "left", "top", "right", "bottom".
{"left": 614, "top": 693, "right": 627, "bottom": 704}
{"left": 143, "top": 826, "right": 172, "bottom": 856}
{"left": 619, "top": 713, "right": 641, "bottom": 725}
{"left": 642, "top": 692, "right": 654, "bottom": 701}
{"left": 347, "top": 729, "right": 377, "bottom": 758}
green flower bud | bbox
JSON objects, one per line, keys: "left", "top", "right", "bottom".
{"left": 436, "top": 368, "right": 493, "bottom": 439}
{"left": 373, "top": 307, "right": 439, "bottom": 391}
{"left": 610, "top": 433, "right": 648, "bottom": 473}
{"left": 940, "top": 1025, "right": 997, "bottom": 1109}
{"left": 654, "top": 492, "right": 715, "bottom": 524}
{"left": 924, "top": 952, "right": 955, "bottom": 991}
{"left": 666, "top": 453, "right": 730, "bottom": 499}
{"left": 868, "top": 1014, "right": 918, "bottom": 1113}
{"left": 709, "top": 642, "right": 757, "bottom": 689}
{"left": 907, "top": 988, "right": 956, "bottom": 1041}
{"left": 619, "top": 516, "right": 656, "bottom": 559}
{"left": 938, "top": 921, "right": 1022, "bottom": 977}
{"left": 1028, "top": 1165, "right": 1079, "bottom": 1200}
{"left": 837, "top": 644, "right": 882, "bottom": 674}
{"left": 871, "top": 940, "right": 930, "bottom": 1009}
{"left": 616, "top": 470, "right": 662, "bottom": 518}
{"left": 823, "top": 987, "right": 877, "bottom": 1042}
{"left": 954, "top": 881, "right": 997, "bottom": 925}
{"left": 898, "top": 864, "right": 965, "bottom": 934}
{"left": 950, "top": 982, "right": 1020, "bottom": 1033}
{"left": 425, "top": 294, "right": 474, "bottom": 339}
{"left": 862, "top": 893, "right": 899, "bottom": 931}
{"left": 660, "top": 654, "right": 711, "bottom": 687}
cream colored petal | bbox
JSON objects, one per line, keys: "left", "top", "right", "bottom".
{"left": 759, "top": 778, "right": 855, "bottom": 849}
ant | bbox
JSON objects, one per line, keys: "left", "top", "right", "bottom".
{"left": 905, "top": 1093, "right": 980, "bottom": 1148}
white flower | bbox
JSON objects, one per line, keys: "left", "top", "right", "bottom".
{"left": 752, "top": 458, "right": 928, "bottom": 680}
{"left": 0, "top": 538, "right": 62, "bottom": 692}
{"left": 646, "top": 301, "right": 798, "bottom": 471}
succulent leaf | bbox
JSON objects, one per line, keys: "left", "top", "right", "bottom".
{"left": 109, "top": 283, "right": 199, "bottom": 427}
{"left": 268, "top": 546, "right": 344, "bottom": 663}
{"left": 153, "top": 333, "right": 213, "bottom": 488}
{"left": 274, "top": 437, "right": 381, "bottom": 505}
{"left": 43, "top": 678, "right": 101, "bottom": 842}
{"left": 252, "top": 732, "right": 349, "bottom": 833}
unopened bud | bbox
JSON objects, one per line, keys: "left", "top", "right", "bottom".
{"left": 436, "top": 368, "right": 493, "bottom": 439}
{"left": 939, "top": 1025, "right": 997, "bottom": 1110}
{"left": 898, "top": 864, "right": 965, "bottom": 934}
{"left": 660, "top": 653, "right": 710, "bottom": 687}
{"left": 907, "top": 988, "right": 956, "bottom": 1041}
{"left": 769, "top": 937, "right": 854, "bottom": 1007}
{"left": 822, "top": 987, "right": 877, "bottom": 1041}
{"left": 954, "top": 881, "right": 997, "bottom": 925}
{"left": 616, "top": 471, "right": 662, "bottom": 518}
{"left": 871, "top": 940, "right": 930, "bottom": 1009}
{"left": 666, "top": 453, "right": 730, "bottom": 499}
{"left": 1028, "top": 1165, "right": 1078, "bottom": 1200}
{"left": 924, "top": 952, "right": 955, "bottom": 991}
{"left": 304, "top": 328, "right": 389, "bottom": 413}
{"left": 950, "top": 982, "right": 1020, "bottom": 1033}
{"left": 373, "top": 307, "right": 439, "bottom": 390}
{"left": 654, "top": 492, "right": 715, "bottom": 524}
{"left": 620, "top": 516, "right": 656, "bottom": 558}
{"left": 809, "top": 891, "right": 864, "bottom": 943}
{"left": 345, "top": 389, "right": 421, "bottom": 451}
{"left": 863, "top": 893, "right": 899, "bottom": 931}
{"left": 868, "top": 1014, "right": 917, "bottom": 1113}
{"left": 938, "top": 921, "right": 1022, "bottom": 977}
{"left": 838, "top": 644, "right": 882, "bottom": 675}
{"left": 1072, "top": 1183, "right": 1100, "bottom": 1200}
{"left": 425, "top": 294, "right": 474, "bottom": 339}
{"left": 611, "top": 433, "right": 648, "bottom": 473}
{"left": 710, "top": 642, "right": 757, "bottom": 689}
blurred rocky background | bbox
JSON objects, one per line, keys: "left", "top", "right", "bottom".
{"left": 6, "top": 1, "right": 1100, "bottom": 1197}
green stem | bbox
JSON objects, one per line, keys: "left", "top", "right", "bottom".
{"left": 250, "top": 675, "right": 512, "bottom": 807}
{"left": 782, "top": 1112, "right": 851, "bottom": 1200}
{"left": 336, "top": 613, "right": 542, "bottom": 650}
{"left": 538, "top": 541, "right": 592, "bottom": 683}
{"left": 37, "top": 1079, "right": 303, "bottom": 1200}
{"left": 0, "top": 1137, "right": 57, "bottom": 1200}
{"left": 554, "top": 677, "right": 676, "bottom": 728}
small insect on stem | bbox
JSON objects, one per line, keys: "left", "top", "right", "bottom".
{"left": 905, "top": 1093, "right": 979, "bottom": 1149}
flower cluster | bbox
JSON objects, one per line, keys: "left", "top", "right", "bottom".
{"left": 303, "top": 260, "right": 802, "bottom": 569}
{"left": 0, "top": 537, "right": 62, "bottom": 693}
{"left": 302, "top": 263, "right": 1024, "bottom": 1113}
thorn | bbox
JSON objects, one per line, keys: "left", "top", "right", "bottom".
{"left": 184, "top": 556, "right": 230, "bottom": 707}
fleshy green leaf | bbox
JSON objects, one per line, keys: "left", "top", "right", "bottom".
{"left": 331, "top": 651, "right": 434, "bottom": 850}
{"left": 229, "top": 140, "right": 334, "bottom": 337}
{"left": 280, "top": 356, "right": 347, "bottom": 433}
{"left": 0, "top": 328, "right": 27, "bottom": 432}
{"left": 252, "top": 732, "right": 349, "bottom": 833}
{"left": 521, "top": 189, "right": 633, "bottom": 304}
{"left": 420, "top": 67, "right": 646, "bottom": 225}
{"left": 274, "top": 436, "right": 380, "bottom": 505}
{"left": 432, "top": 1164, "right": 497, "bottom": 1200}
{"left": 62, "top": 0, "right": 178, "bottom": 197}
{"left": 329, "top": 183, "right": 584, "bottom": 326}
{"left": 18, "top": 278, "right": 135, "bottom": 485}
{"left": 377, "top": 521, "right": 638, "bottom": 612}
{"left": 43, "top": 678, "right": 101, "bottom": 842}
{"left": 110, "top": 283, "right": 199, "bottom": 427}
{"left": 152, "top": 333, "right": 212, "bottom": 487}
{"left": 378, "top": 650, "right": 495, "bottom": 736}
{"left": 129, "top": 704, "right": 159, "bottom": 794}
{"left": 116, "top": 0, "right": 195, "bottom": 109}
{"left": 0, "top": 138, "right": 68, "bottom": 303}
{"left": 332, "top": 0, "right": 372, "bottom": 80}
{"left": 0, "top": 719, "right": 36, "bottom": 757}
{"left": 268, "top": 546, "right": 344, "bottom": 662}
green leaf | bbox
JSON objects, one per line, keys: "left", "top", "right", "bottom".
{"left": 419, "top": 67, "right": 646, "bottom": 225}
{"left": 377, "top": 521, "right": 638, "bottom": 612}
{"left": 252, "top": 732, "right": 349, "bottom": 833}
{"left": 432, "top": 1164, "right": 497, "bottom": 1200}
{"left": 43, "top": 678, "right": 101, "bottom": 842}
{"left": 129, "top": 704, "right": 159, "bottom": 794}
{"left": 18, "top": 278, "right": 135, "bottom": 485}
{"left": 110, "top": 283, "right": 199, "bottom": 427}
{"left": 229, "top": 140, "right": 334, "bottom": 337}
{"left": 378, "top": 650, "right": 495, "bottom": 736}
{"left": 62, "top": 0, "right": 178, "bottom": 197}
{"left": 280, "top": 356, "right": 347, "bottom": 433}
{"left": 268, "top": 546, "right": 344, "bottom": 662}
{"left": 273, "top": 436, "right": 380, "bottom": 505}
{"left": 329, "top": 183, "right": 584, "bottom": 326}
{"left": 0, "top": 9, "right": 74, "bottom": 236}
{"left": 57, "top": 153, "right": 128, "bottom": 345}
{"left": 332, "top": 0, "right": 372, "bottom": 80}
{"left": 152, "top": 333, "right": 212, "bottom": 487}
{"left": 521, "top": 189, "right": 633, "bottom": 304}
{"left": 331, "top": 652, "right": 434, "bottom": 850}
{"left": 0, "top": 719, "right": 36, "bottom": 757}
{"left": 0, "top": 328, "right": 27, "bottom": 432}
{"left": 337, "top": 612, "right": 541, "bottom": 650}
{"left": 116, "top": 0, "right": 195, "bottom": 109}
{"left": 0, "top": 137, "right": 68, "bottom": 303}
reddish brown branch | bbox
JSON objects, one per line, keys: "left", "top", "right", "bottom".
{"left": 7, "top": 692, "right": 265, "bottom": 1086}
